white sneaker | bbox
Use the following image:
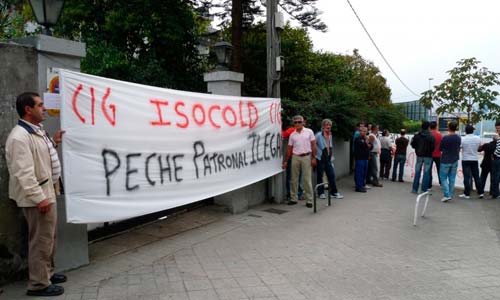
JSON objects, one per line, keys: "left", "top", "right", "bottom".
{"left": 332, "top": 193, "right": 344, "bottom": 199}
{"left": 458, "top": 194, "right": 470, "bottom": 199}
{"left": 441, "top": 197, "right": 451, "bottom": 202}
{"left": 318, "top": 194, "right": 326, "bottom": 199}
{"left": 479, "top": 194, "right": 484, "bottom": 199}
{"left": 364, "top": 185, "right": 372, "bottom": 189}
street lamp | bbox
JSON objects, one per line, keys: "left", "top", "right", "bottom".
{"left": 428, "top": 77, "right": 434, "bottom": 121}
{"left": 28, "top": 0, "right": 65, "bottom": 36}
{"left": 213, "top": 41, "right": 233, "bottom": 71}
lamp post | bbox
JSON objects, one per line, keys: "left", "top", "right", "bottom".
{"left": 428, "top": 77, "right": 434, "bottom": 121}
{"left": 28, "top": 0, "right": 65, "bottom": 36}
{"left": 213, "top": 41, "right": 233, "bottom": 71}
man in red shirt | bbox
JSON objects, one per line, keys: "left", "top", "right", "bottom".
{"left": 430, "top": 121, "right": 442, "bottom": 186}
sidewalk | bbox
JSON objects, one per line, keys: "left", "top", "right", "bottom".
{"left": 3, "top": 178, "right": 500, "bottom": 300}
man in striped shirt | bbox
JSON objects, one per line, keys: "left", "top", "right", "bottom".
{"left": 491, "top": 121, "right": 500, "bottom": 199}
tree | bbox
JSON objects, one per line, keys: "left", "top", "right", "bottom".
{"left": 420, "top": 57, "right": 500, "bottom": 125}
{"left": 0, "top": 1, "right": 33, "bottom": 40}
{"left": 235, "top": 23, "right": 401, "bottom": 137}
{"left": 54, "top": 0, "right": 207, "bottom": 91}
{"left": 202, "top": 0, "right": 326, "bottom": 72}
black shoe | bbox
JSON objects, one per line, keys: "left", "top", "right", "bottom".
{"left": 27, "top": 284, "right": 64, "bottom": 296}
{"left": 398, "top": 179, "right": 404, "bottom": 182}
{"left": 287, "top": 201, "right": 298, "bottom": 205}
{"left": 391, "top": 178, "right": 396, "bottom": 182}
{"left": 305, "top": 202, "right": 313, "bottom": 208}
{"left": 355, "top": 188, "right": 367, "bottom": 193}
{"left": 50, "top": 273, "right": 67, "bottom": 284}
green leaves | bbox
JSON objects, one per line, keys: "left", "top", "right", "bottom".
{"left": 55, "top": 0, "right": 205, "bottom": 91}
{"left": 420, "top": 57, "right": 500, "bottom": 124}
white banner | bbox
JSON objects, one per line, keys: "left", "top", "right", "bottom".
{"left": 60, "top": 70, "right": 282, "bottom": 223}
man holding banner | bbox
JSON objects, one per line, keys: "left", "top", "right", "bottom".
{"left": 282, "top": 115, "right": 317, "bottom": 207}
{"left": 5, "top": 92, "right": 66, "bottom": 297}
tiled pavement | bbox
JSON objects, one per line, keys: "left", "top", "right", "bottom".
{"left": 4, "top": 178, "right": 500, "bottom": 300}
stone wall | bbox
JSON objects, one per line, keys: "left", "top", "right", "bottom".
{"left": 0, "top": 42, "right": 38, "bottom": 284}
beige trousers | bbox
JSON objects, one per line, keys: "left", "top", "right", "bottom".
{"left": 23, "top": 205, "right": 57, "bottom": 290}
{"left": 291, "top": 154, "right": 313, "bottom": 202}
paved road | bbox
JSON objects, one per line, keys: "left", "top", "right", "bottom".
{"left": 4, "top": 178, "right": 500, "bottom": 300}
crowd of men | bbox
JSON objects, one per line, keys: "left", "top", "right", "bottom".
{"left": 5, "top": 90, "right": 500, "bottom": 297}
{"left": 285, "top": 116, "right": 500, "bottom": 205}
{"left": 410, "top": 120, "right": 500, "bottom": 201}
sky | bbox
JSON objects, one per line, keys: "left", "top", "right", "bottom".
{"left": 305, "top": 0, "right": 500, "bottom": 103}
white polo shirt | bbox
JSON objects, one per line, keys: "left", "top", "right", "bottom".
{"left": 461, "top": 134, "right": 481, "bottom": 161}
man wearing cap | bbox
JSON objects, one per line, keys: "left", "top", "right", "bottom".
{"left": 459, "top": 125, "right": 484, "bottom": 199}
{"left": 391, "top": 129, "right": 409, "bottom": 182}
{"left": 282, "top": 115, "right": 317, "bottom": 207}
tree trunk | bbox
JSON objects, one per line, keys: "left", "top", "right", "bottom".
{"left": 231, "top": 0, "right": 242, "bottom": 72}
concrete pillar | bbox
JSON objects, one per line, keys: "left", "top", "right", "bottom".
{"left": 204, "top": 71, "right": 244, "bottom": 96}
{"left": 8, "top": 35, "right": 89, "bottom": 274}
{"left": 204, "top": 70, "right": 269, "bottom": 213}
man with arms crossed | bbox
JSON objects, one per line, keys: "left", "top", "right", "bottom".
{"left": 5, "top": 92, "right": 66, "bottom": 296}
{"left": 282, "top": 115, "right": 317, "bottom": 207}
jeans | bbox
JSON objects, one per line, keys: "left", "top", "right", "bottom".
{"left": 440, "top": 162, "right": 458, "bottom": 198}
{"left": 429, "top": 157, "right": 441, "bottom": 185}
{"left": 316, "top": 159, "right": 338, "bottom": 195}
{"left": 391, "top": 154, "right": 406, "bottom": 181}
{"left": 492, "top": 159, "right": 500, "bottom": 198}
{"left": 355, "top": 160, "right": 368, "bottom": 190}
{"left": 412, "top": 156, "right": 432, "bottom": 193}
{"left": 462, "top": 160, "right": 483, "bottom": 196}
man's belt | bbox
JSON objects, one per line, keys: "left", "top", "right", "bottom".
{"left": 295, "top": 152, "right": 311, "bottom": 157}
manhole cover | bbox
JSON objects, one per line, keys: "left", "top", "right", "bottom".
{"left": 247, "top": 214, "right": 262, "bottom": 218}
{"left": 262, "top": 208, "right": 288, "bottom": 215}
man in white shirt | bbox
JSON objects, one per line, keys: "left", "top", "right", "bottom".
{"left": 367, "top": 125, "right": 383, "bottom": 187}
{"left": 460, "top": 124, "right": 484, "bottom": 198}
{"left": 282, "top": 115, "right": 317, "bottom": 207}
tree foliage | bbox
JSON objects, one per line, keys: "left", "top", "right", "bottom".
{"left": 236, "top": 23, "right": 401, "bottom": 138}
{"left": 0, "top": 1, "right": 34, "bottom": 40}
{"left": 197, "top": 0, "right": 325, "bottom": 72}
{"left": 420, "top": 57, "right": 500, "bottom": 125}
{"left": 53, "top": 0, "right": 207, "bottom": 91}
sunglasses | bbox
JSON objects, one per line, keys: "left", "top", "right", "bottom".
{"left": 294, "top": 121, "right": 303, "bottom": 124}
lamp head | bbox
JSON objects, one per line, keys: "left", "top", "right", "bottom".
{"left": 214, "top": 41, "right": 232, "bottom": 70}
{"left": 28, "top": 0, "right": 65, "bottom": 35}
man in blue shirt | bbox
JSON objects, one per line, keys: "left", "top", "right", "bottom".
{"left": 315, "top": 119, "right": 344, "bottom": 199}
